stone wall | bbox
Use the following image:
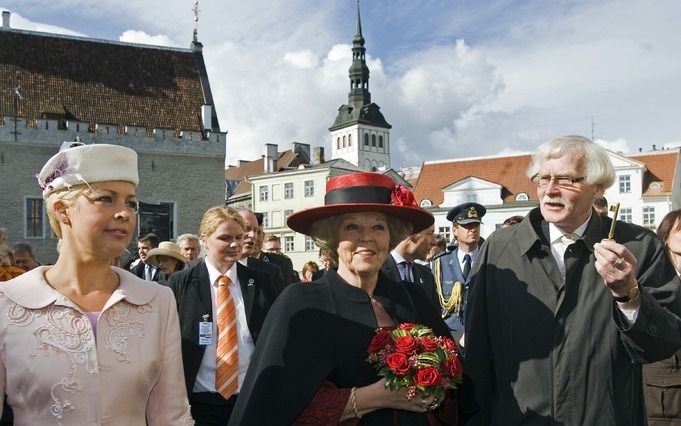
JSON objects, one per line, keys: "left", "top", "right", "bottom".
{"left": 0, "top": 116, "right": 226, "bottom": 264}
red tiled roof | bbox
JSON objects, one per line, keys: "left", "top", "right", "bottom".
{"left": 629, "top": 150, "right": 679, "bottom": 197}
{"left": 0, "top": 30, "right": 206, "bottom": 135}
{"left": 414, "top": 150, "right": 680, "bottom": 205}
{"left": 225, "top": 150, "right": 300, "bottom": 196}
{"left": 413, "top": 154, "right": 535, "bottom": 205}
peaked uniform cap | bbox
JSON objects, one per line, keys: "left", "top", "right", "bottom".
{"left": 446, "top": 202, "right": 486, "bottom": 224}
{"left": 287, "top": 172, "right": 433, "bottom": 236}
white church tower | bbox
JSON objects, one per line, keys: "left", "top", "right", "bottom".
{"left": 329, "top": 0, "right": 391, "bottom": 172}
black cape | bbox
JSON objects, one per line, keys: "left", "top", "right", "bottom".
{"left": 228, "top": 269, "right": 451, "bottom": 425}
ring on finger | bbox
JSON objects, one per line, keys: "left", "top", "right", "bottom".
{"left": 427, "top": 400, "right": 441, "bottom": 410}
{"left": 613, "top": 257, "right": 624, "bottom": 267}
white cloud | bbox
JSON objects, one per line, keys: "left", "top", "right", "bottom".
{"left": 2, "top": 0, "right": 681, "bottom": 169}
{"left": 283, "top": 50, "right": 319, "bottom": 69}
{"left": 119, "top": 30, "right": 174, "bottom": 47}
{"left": 0, "top": 8, "right": 85, "bottom": 36}
{"left": 594, "top": 138, "right": 631, "bottom": 154}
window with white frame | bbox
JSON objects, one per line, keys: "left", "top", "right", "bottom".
{"left": 466, "top": 194, "right": 477, "bottom": 202}
{"left": 25, "top": 197, "right": 44, "bottom": 238}
{"left": 515, "top": 193, "right": 529, "bottom": 201}
{"left": 284, "top": 209, "right": 293, "bottom": 218}
{"left": 643, "top": 206, "right": 655, "bottom": 226}
{"left": 619, "top": 175, "right": 631, "bottom": 193}
{"left": 284, "top": 182, "right": 294, "bottom": 199}
{"left": 259, "top": 185, "right": 269, "bottom": 201}
{"left": 419, "top": 199, "right": 432, "bottom": 207}
{"left": 304, "top": 180, "right": 314, "bottom": 197}
{"left": 262, "top": 212, "right": 269, "bottom": 229}
{"left": 305, "top": 235, "right": 316, "bottom": 251}
{"left": 284, "top": 235, "right": 295, "bottom": 252}
{"left": 619, "top": 207, "right": 633, "bottom": 223}
{"left": 438, "top": 226, "right": 451, "bottom": 243}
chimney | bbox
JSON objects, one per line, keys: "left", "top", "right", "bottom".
{"left": 312, "top": 147, "right": 325, "bottom": 165}
{"left": 264, "top": 143, "right": 278, "bottom": 173}
{"left": 2, "top": 11, "right": 10, "bottom": 30}
{"left": 201, "top": 105, "right": 212, "bottom": 131}
{"left": 653, "top": 144, "right": 657, "bottom": 151}
{"left": 292, "top": 142, "right": 310, "bottom": 161}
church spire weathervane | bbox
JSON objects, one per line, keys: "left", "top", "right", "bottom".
{"left": 192, "top": 0, "right": 201, "bottom": 42}
{"left": 348, "top": 0, "right": 370, "bottom": 107}
{"left": 355, "top": 0, "right": 363, "bottom": 42}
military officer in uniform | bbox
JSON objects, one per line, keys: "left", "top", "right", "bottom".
{"left": 432, "top": 202, "right": 486, "bottom": 344}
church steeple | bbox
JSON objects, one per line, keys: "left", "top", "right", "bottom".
{"left": 329, "top": 0, "right": 391, "bottom": 172}
{"left": 348, "top": 0, "right": 371, "bottom": 108}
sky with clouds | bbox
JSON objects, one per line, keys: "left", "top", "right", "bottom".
{"left": 2, "top": 0, "right": 680, "bottom": 169}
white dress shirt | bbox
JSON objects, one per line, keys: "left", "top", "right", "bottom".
{"left": 456, "top": 247, "right": 478, "bottom": 278}
{"left": 192, "top": 260, "right": 255, "bottom": 394}
{"left": 548, "top": 217, "right": 638, "bottom": 323}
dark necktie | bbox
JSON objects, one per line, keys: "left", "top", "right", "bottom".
{"left": 400, "top": 261, "right": 413, "bottom": 282}
{"left": 462, "top": 254, "right": 471, "bottom": 281}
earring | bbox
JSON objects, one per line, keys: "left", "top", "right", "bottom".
{"left": 62, "top": 217, "right": 70, "bottom": 225}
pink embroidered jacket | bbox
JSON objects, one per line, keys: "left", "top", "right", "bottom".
{"left": 0, "top": 266, "right": 193, "bottom": 425}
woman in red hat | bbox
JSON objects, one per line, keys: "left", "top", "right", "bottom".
{"left": 229, "top": 172, "right": 457, "bottom": 426}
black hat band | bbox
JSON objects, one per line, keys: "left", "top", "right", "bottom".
{"left": 324, "top": 185, "right": 391, "bottom": 205}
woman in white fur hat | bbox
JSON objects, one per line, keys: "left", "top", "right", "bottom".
{"left": 0, "top": 143, "right": 192, "bottom": 425}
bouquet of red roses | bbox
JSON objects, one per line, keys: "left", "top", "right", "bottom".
{"left": 366, "top": 323, "right": 463, "bottom": 402}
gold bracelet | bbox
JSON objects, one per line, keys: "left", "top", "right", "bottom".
{"left": 351, "top": 386, "right": 361, "bottom": 419}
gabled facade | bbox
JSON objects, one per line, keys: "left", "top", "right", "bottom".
{"left": 224, "top": 142, "right": 313, "bottom": 208}
{"left": 0, "top": 12, "right": 226, "bottom": 262}
{"left": 250, "top": 159, "right": 364, "bottom": 270}
{"left": 413, "top": 149, "right": 681, "bottom": 243}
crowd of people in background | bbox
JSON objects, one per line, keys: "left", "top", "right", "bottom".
{"left": 2, "top": 135, "right": 681, "bottom": 425}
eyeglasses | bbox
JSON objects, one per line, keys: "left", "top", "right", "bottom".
{"left": 531, "top": 174, "right": 587, "bottom": 188}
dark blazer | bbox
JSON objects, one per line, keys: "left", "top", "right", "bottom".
{"left": 247, "top": 257, "right": 285, "bottom": 297}
{"left": 130, "top": 261, "right": 160, "bottom": 282}
{"left": 258, "top": 252, "right": 298, "bottom": 285}
{"left": 165, "top": 260, "right": 278, "bottom": 397}
{"left": 381, "top": 254, "right": 439, "bottom": 310}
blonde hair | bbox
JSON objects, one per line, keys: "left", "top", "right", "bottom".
{"left": 309, "top": 213, "right": 411, "bottom": 263}
{"left": 199, "top": 206, "right": 246, "bottom": 239}
{"left": 45, "top": 184, "right": 92, "bottom": 239}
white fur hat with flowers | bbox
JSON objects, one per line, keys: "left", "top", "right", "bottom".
{"left": 37, "top": 142, "right": 139, "bottom": 199}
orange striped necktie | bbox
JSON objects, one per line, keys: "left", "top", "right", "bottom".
{"left": 215, "top": 275, "right": 239, "bottom": 399}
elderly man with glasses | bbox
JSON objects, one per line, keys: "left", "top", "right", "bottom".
{"left": 463, "top": 135, "right": 681, "bottom": 425}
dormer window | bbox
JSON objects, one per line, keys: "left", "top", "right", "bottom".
{"left": 419, "top": 199, "right": 432, "bottom": 208}
{"left": 515, "top": 193, "right": 529, "bottom": 201}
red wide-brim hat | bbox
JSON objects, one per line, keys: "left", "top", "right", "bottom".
{"left": 287, "top": 172, "right": 434, "bottom": 236}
